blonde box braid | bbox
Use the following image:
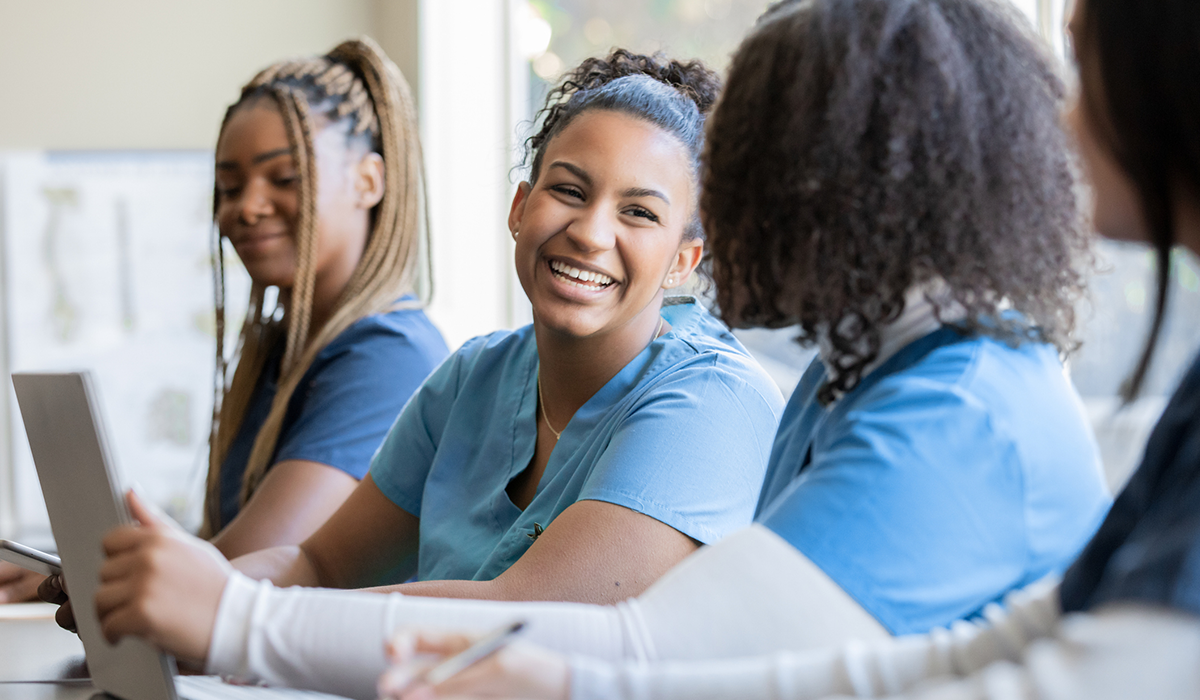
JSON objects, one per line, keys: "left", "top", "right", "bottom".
{"left": 201, "top": 37, "right": 428, "bottom": 537}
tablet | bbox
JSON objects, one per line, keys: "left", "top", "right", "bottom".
{"left": 0, "top": 538, "right": 62, "bottom": 576}
{"left": 13, "top": 371, "right": 180, "bottom": 700}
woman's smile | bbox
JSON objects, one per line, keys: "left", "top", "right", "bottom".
{"left": 545, "top": 257, "right": 618, "bottom": 297}
{"left": 230, "top": 229, "right": 289, "bottom": 257}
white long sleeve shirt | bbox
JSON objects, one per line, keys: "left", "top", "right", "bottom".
{"left": 206, "top": 526, "right": 887, "bottom": 699}
{"left": 570, "top": 585, "right": 1200, "bottom": 700}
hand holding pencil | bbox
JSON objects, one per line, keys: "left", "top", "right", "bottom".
{"left": 378, "top": 621, "right": 570, "bottom": 700}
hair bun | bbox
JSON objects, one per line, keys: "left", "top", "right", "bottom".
{"left": 526, "top": 48, "right": 721, "bottom": 184}
{"left": 523, "top": 47, "right": 717, "bottom": 244}
{"left": 562, "top": 48, "right": 720, "bottom": 115}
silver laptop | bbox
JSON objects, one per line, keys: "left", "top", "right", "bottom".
{"left": 13, "top": 371, "right": 350, "bottom": 700}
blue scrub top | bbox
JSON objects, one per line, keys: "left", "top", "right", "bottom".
{"left": 755, "top": 327, "right": 1112, "bottom": 635}
{"left": 218, "top": 306, "right": 449, "bottom": 529}
{"left": 370, "top": 298, "right": 784, "bottom": 582}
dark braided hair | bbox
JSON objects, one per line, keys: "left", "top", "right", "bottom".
{"left": 525, "top": 49, "right": 721, "bottom": 241}
{"left": 202, "top": 37, "right": 428, "bottom": 536}
{"left": 704, "top": 0, "right": 1090, "bottom": 403}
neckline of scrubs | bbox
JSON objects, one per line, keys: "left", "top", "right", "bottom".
{"left": 504, "top": 300, "right": 702, "bottom": 511}
{"left": 781, "top": 325, "right": 970, "bottom": 486}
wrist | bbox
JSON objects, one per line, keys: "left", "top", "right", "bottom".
{"left": 204, "top": 571, "right": 261, "bottom": 678}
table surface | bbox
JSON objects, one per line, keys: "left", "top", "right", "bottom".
{"left": 0, "top": 604, "right": 96, "bottom": 699}
{"left": 0, "top": 605, "right": 355, "bottom": 699}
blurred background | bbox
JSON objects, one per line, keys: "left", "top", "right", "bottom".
{"left": 0, "top": 0, "right": 1196, "bottom": 543}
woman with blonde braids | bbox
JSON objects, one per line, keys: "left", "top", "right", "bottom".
{"left": 32, "top": 38, "right": 448, "bottom": 620}
{"left": 192, "top": 37, "right": 447, "bottom": 556}
{"left": 15, "top": 38, "right": 447, "bottom": 608}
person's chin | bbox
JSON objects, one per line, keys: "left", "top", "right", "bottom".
{"left": 243, "top": 265, "right": 296, "bottom": 289}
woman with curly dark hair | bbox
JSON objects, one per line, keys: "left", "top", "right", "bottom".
{"left": 702, "top": 0, "right": 1111, "bottom": 637}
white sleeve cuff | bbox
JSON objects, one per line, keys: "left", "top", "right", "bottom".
{"left": 205, "top": 570, "right": 264, "bottom": 679}
{"left": 569, "top": 654, "right": 630, "bottom": 700}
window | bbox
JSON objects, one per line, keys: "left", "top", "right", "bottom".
{"left": 529, "top": 0, "right": 772, "bottom": 80}
{"left": 520, "top": 0, "right": 1200, "bottom": 489}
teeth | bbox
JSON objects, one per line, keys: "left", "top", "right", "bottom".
{"left": 549, "top": 260, "right": 614, "bottom": 287}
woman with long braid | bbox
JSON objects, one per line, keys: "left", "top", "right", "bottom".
{"left": 4, "top": 39, "right": 450, "bottom": 604}
{"left": 199, "top": 38, "right": 448, "bottom": 558}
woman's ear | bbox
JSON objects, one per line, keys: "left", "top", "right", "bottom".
{"left": 508, "top": 181, "right": 533, "bottom": 239}
{"left": 354, "top": 152, "right": 386, "bottom": 209}
{"left": 664, "top": 238, "right": 704, "bottom": 289}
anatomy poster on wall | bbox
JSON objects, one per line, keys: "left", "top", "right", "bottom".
{"left": 0, "top": 151, "right": 248, "bottom": 540}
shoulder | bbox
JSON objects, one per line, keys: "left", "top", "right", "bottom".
{"left": 849, "top": 333, "right": 1070, "bottom": 419}
{"left": 654, "top": 298, "right": 784, "bottom": 412}
{"left": 813, "top": 332, "right": 1092, "bottom": 468}
{"left": 447, "top": 324, "right": 535, "bottom": 371}
{"left": 412, "top": 325, "right": 536, "bottom": 396}
{"left": 317, "top": 307, "right": 448, "bottom": 361}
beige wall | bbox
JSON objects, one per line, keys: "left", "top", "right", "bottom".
{"left": 0, "top": 0, "right": 420, "bottom": 150}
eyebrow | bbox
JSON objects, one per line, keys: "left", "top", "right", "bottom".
{"left": 621, "top": 187, "right": 670, "bottom": 205}
{"left": 215, "top": 147, "right": 292, "bottom": 170}
{"left": 548, "top": 161, "right": 591, "bottom": 185}
{"left": 548, "top": 161, "right": 671, "bottom": 204}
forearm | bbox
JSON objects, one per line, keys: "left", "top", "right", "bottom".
{"left": 373, "top": 575, "right": 580, "bottom": 602}
{"left": 208, "top": 460, "right": 359, "bottom": 560}
{"left": 207, "top": 573, "right": 649, "bottom": 699}
{"left": 575, "top": 603, "right": 1199, "bottom": 700}
{"left": 230, "top": 545, "right": 322, "bottom": 587}
{"left": 569, "top": 578, "right": 1064, "bottom": 700}
{"left": 208, "top": 525, "right": 896, "bottom": 699}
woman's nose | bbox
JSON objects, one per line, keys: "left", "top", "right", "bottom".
{"left": 566, "top": 207, "right": 617, "bottom": 252}
{"left": 237, "top": 180, "right": 274, "bottom": 225}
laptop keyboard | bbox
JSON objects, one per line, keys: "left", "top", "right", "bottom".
{"left": 177, "top": 675, "right": 354, "bottom": 700}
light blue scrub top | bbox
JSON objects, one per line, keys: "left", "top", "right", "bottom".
{"left": 755, "top": 327, "right": 1112, "bottom": 635}
{"left": 371, "top": 299, "right": 784, "bottom": 582}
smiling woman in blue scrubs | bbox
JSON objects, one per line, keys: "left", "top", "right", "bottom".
{"left": 221, "top": 51, "right": 783, "bottom": 603}
{"left": 78, "top": 48, "right": 782, "bottom": 635}
{"left": 376, "top": 295, "right": 776, "bottom": 583}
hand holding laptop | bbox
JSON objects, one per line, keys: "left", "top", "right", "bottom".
{"left": 15, "top": 372, "right": 362, "bottom": 699}
{"left": 36, "top": 489, "right": 231, "bottom": 665}
{"left": 92, "top": 490, "right": 233, "bottom": 666}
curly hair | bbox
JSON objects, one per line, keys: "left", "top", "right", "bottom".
{"left": 524, "top": 48, "right": 721, "bottom": 240}
{"left": 703, "top": 0, "right": 1090, "bottom": 402}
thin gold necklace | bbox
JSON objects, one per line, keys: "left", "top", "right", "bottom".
{"left": 538, "top": 316, "right": 665, "bottom": 441}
